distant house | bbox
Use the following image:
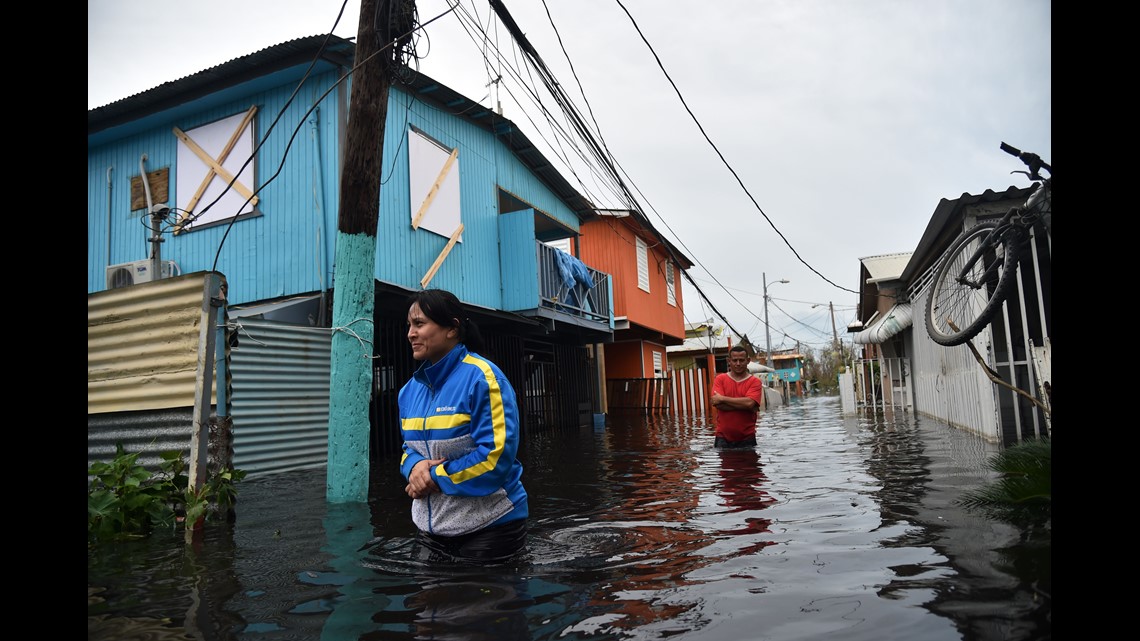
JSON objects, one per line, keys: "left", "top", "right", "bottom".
{"left": 847, "top": 252, "right": 915, "bottom": 413}
{"left": 666, "top": 321, "right": 734, "bottom": 372}
{"left": 762, "top": 352, "right": 807, "bottom": 396}
{"left": 661, "top": 321, "right": 725, "bottom": 414}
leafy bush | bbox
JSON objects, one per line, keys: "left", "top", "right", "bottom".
{"left": 958, "top": 437, "right": 1050, "bottom": 523}
{"left": 87, "top": 443, "right": 246, "bottom": 543}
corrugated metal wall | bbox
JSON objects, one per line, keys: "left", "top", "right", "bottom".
{"left": 88, "top": 408, "right": 198, "bottom": 475}
{"left": 911, "top": 328, "right": 1000, "bottom": 441}
{"left": 228, "top": 318, "right": 333, "bottom": 477}
{"left": 88, "top": 272, "right": 225, "bottom": 472}
{"left": 89, "top": 273, "right": 222, "bottom": 414}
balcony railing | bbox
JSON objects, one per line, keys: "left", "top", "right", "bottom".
{"left": 536, "top": 242, "right": 611, "bottom": 326}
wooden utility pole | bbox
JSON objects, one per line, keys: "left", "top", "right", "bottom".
{"left": 828, "top": 302, "right": 839, "bottom": 350}
{"left": 828, "top": 301, "right": 843, "bottom": 373}
{"left": 327, "top": 0, "right": 403, "bottom": 502}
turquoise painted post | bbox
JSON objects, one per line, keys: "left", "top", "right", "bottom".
{"left": 327, "top": 232, "right": 375, "bottom": 503}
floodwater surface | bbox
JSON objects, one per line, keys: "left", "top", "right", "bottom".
{"left": 88, "top": 395, "right": 1051, "bottom": 640}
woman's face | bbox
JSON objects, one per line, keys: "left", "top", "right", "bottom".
{"left": 407, "top": 302, "right": 458, "bottom": 364}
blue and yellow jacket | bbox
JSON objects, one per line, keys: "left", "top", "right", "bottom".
{"left": 398, "top": 343, "right": 528, "bottom": 536}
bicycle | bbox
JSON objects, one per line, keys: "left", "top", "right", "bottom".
{"left": 924, "top": 142, "right": 1051, "bottom": 347}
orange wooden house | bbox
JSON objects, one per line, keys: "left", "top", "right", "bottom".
{"left": 576, "top": 209, "right": 694, "bottom": 411}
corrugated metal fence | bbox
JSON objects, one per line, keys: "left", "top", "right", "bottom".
{"left": 228, "top": 318, "right": 332, "bottom": 477}
{"left": 88, "top": 272, "right": 226, "bottom": 477}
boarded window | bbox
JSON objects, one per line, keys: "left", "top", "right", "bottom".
{"left": 409, "top": 127, "right": 462, "bottom": 240}
{"left": 176, "top": 108, "right": 258, "bottom": 229}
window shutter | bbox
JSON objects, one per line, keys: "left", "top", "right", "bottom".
{"left": 637, "top": 237, "right": 650, "bottom": 292}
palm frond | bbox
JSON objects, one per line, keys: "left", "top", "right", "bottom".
{"left": 957, "top": 438, "right": 1050, "bottom": 518}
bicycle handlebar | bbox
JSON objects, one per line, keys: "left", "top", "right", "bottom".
{"left": 1000, "top": 141, "right": 1051, "bottom": 180}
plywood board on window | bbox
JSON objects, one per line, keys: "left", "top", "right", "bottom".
{"left": 130, "top": 168, "right": 170, "bottom": 212}
{"left": 409, "top": 127, "right": 462, "bottom": 241}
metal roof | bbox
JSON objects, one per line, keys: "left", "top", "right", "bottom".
{"left": 89, "top": 35, "right": 355, "bottom": 137}
{"left": 593, "top": 209, "right": 694, "bottom": 269}
{"left": 899, "top": 185, "right": 1035, "bottom": 286}
{"left": 859, "top": 252, "right": 912, "bottom": 284}
{"left": 667, "top": 324, "right": 743, "bottom": 354}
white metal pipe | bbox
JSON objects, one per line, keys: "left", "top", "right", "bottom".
{"left": 106, "top": 166, "right": 113, "bottom": 269}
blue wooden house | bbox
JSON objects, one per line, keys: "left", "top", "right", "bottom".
{"left": 763, "top": 352, "right": 806, "bottom": 397}
{"left": 88, "top": 35, "right": 614, "bottom": 465}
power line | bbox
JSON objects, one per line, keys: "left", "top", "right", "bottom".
{"left": 480, "top": 0, "right": 857, "bottom": 347}
{"left": 486, "top": 0, "right": 757, "bottom": 344}
{"left": 611, "top": 0, "right": 858, "bottom": 299}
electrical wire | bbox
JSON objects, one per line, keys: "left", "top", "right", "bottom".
{"left": 485, "top": 0, "right": 899, "bottom": 347}
{"left": 198, "top": 1, "right": 459, "bottom": 270}
{"left": 487, "top": 0, "right": 759, "bottom": 344}
{"left": 156, "top": 0, "right": 852, "bottom": 353}
{"left": 612, "top": 0, "right": 858, "bottom": 298}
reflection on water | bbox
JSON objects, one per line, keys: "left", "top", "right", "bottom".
{"left": 88, "top": 396, "right": 1050, "bottom": 641}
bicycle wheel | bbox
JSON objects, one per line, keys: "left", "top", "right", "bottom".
{"left": 925, "top": 221, "right": 1020, "bottom": 346}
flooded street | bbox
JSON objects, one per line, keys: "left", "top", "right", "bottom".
{"left": 88, "top": 395, "right": 1050, "bottom": 640}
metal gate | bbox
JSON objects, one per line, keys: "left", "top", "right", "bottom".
{"left": 848, "top": 356, "right": 913, "bottom": 413}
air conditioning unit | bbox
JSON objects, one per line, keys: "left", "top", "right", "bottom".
{"left": 105, "top": 260, "right": 178, "bottom": 289}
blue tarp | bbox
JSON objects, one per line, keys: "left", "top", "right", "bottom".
{"left": 554, "top": 250, "right": 595, "bottom": 291}
{"left": 553, "top": 250, "right": 595, "bottom": 311}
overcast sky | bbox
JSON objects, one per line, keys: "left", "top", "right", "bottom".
{"left": 89, "top": 0, "right": 1051, "bottom": 353}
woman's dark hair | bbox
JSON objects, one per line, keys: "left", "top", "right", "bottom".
{"left": 406, "top": 289, "right": 486, "bottom": 354}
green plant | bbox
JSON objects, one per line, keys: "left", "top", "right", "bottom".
{"left": 958, "top": 437, "right": 1050, "bottom": 522}
{"left": 87, "top": 443, "right": 246, "bottom": 543}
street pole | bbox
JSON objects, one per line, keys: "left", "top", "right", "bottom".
{"left": 829, "top": 302, "right": 839, "bottom": 350}
{"left": 763, "top": 273, "right": 771, "bottom": 369}
{"left": 328, "top": 0, "right": 410, "bottom": 503}
{"left": 827, "top": 300, "right": 843, "bottom": 376}
{"left": 762, "top": 272, "right": 789, "bottom": 370}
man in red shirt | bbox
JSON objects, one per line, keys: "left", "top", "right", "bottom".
{"left": 711, "top": 345, "right": 765, "bottom": 448}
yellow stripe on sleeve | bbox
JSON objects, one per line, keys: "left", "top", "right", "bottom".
{"left": 441, "top": 356, "right": 507, "bottom": 483}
